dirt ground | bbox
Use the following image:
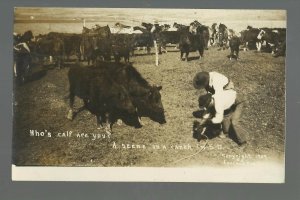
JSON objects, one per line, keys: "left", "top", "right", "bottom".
{"left": 13, "top": 46, "right": 285, "bottom": 167}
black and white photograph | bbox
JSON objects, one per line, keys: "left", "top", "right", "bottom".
{"left": 12, "top": 7, "right": 286, "bottom": 182}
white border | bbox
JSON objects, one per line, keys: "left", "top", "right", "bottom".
{"left": 12, "top": 161, "right": 285, "bottom": 183}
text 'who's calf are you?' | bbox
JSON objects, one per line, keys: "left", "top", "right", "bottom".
{"left": 29, "top": 129, "right": 111, "bottom": 140}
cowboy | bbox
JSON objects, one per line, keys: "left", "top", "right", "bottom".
{"left": 193, "top": 71, "right": 234, "bottom": 94}
{"left": 197, "top": 90, "right": 247, "bottom": 146}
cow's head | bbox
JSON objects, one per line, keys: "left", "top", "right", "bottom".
{"left": 257, "top": 29, "right": 265, "bottom": 40}
{"left": 137, "top": 85, "right": 166, "bottom": 124}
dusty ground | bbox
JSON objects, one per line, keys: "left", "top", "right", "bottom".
{"left": 13, "top": 46, "right": 285, "bottom": 167}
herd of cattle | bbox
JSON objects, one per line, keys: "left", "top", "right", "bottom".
{"left": 13, "top": 21, "right": 286, "bottom": 132}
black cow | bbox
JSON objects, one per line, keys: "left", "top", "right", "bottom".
{"left": 156, "top": 31, "right": 181, "bottom": 53}
{"left": 67, "top": 66, "right": 142, "bottom": 131}
{"left": 178, "top": 26, "right": 205, "bottom": 61}
{"left": 81, "top": 25, "right": 112, "bottom": 64}
{"left": 228, "top": 36, "right": 241, "bottom": 60}
{"left": 44, "top": 32, "right": 82, "bottom": 61}
{"left": 240, "top": 27, "right": 261, "bottom": 51}
{"left": 197, "top": 25, "right": 210, "bottom": 50}
{"left": 111, "top": 34, "right": 133, "bottom": 62}
{"left": 62, "top": 33, "right": 82, "bottom": 61}
{"left": 132, "top": 32, "right": 153, "bottom": 55}
{"left": 33, "top": 36, "right": 65, "bottom": 68}
{"left": 95, "top": 62, "right": 166, "bottom": 125}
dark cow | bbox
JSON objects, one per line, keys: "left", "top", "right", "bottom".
{"left": 33, "top": 36, "right": 65, "bottom": 68}
{"left": 95, "top": 62, "right": 166, "bottom": 124}
{"left": 228, "top": 35, "right": 241, "bottom": 60}
{"left": 196, "top": 24, "right": 210, "bottom": 50}
{"left": 257, "top": 28, "right": 286, "bottom": 55}
{"left": 131, "top": 32, "right": 153, "bottom": 55}
{"left": 240, "top": 27, "right": 261, "bottom": 51}
{"left": 81, "top": 25, "right": 112, "bottom": 64}
{"left": 61, "top": 33, "right": 82, "bottom": 61}
{"left": 67, "top": 66, "right": 142, "bottom": 131}
{"left": 43, "top": 32, "right": 82, "bottom": 61}
{"left": 178, "top": 25, "right": 205, "bottom": 61}
{"left": 156, "top": 31, "right": 181, "bottom": 53}
{"left": 111, "top": 34, "right": 134, "bottom": 62}
{"left": 217, "top": 23, "right": 228, "bottom": 49}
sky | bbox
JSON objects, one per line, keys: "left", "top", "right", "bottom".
{"left": 14, "top": 8, "right": 287, "bottom": 34}
{"left": 14, "top": 8, "right": 286, "bottom": 23}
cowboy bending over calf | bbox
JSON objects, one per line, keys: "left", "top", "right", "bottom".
{"left": 197, "top": 90, "right": 247, "bottom": 146}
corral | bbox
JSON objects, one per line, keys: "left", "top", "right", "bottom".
{"left": 13, "top": 44, "right": 285, "bottom": 167}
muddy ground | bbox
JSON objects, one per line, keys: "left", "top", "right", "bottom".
{"left": 13, "top": 46, "right": 285, "bottom": 167}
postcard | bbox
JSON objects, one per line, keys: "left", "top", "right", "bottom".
{"left": 12, "top": 8, "right": 286, "bottom": 182}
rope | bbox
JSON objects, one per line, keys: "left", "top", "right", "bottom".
{"left": 171, "top": 134, "right": 209, "bottom": 164}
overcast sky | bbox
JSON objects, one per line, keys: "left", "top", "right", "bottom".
{"left": 14, "top": 8, "right": 286, "bottom": 34}
{"left": 14, "top": 7, "right": 286, "bottom": 23}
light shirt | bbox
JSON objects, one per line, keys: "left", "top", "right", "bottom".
{"left": 211, "top": 89, "right": 237, "bottom": 124}
{"left": 209, "top": 71, "right": 229, "bottom": 94}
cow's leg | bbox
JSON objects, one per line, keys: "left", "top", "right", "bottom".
{"left": 105, "top": 113, "right": 113, "bottom": 134}
{"left": 96, "top": 115, "right": 104, "bottom": 129}
{"left": 67, "top": 91, "right": 75, "bottom": 120}
{"left": 256, "top": 42, "right": 262, "bottom": 51}
{"left": 244, "top": 42, "right": 248, "bottom": 51}
{"left": 186, "top": 51, "right": 189, "bottom": 62}
{"left": 236, "top": 48, "right": 240, "bottom": 60}
{"left": 146, "top": 46, "right": 151, "bottom": 54}
{"left": 230, "top": 48, "right": 234, "bottom": 60}
{"left": 180, "top": 51, "right": 184, "bottom": 61}
{"left": 199, "top": 48, "right": 204, "bottom": 59}
{"left": 125, "top": 53, "right": 130, "bottom": 63}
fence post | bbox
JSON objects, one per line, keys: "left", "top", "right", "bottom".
{"left": 154, "top": 40, "right": 159, "bottom": 66}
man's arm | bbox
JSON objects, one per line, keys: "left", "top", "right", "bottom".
{"left": 211, "top": 94, "right": 224, "bottom": 124}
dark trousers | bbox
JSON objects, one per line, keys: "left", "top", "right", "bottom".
{"left": 222, "top": 102, "right": 247, "bottom": 144}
